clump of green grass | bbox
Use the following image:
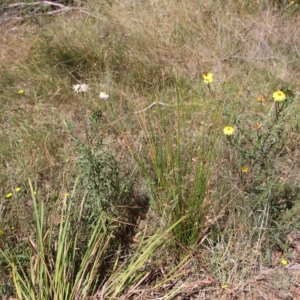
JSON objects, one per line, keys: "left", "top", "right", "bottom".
{"left": 1, "top": 179, "right": 118, "bottom": 300}
{"left": 132, "top": 90, "right": 218, "bottom": 248}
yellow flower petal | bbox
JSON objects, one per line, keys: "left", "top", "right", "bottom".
{"left": 15, "top": 187, "right": 21, "bottom": 192}
{"left": 222, "top": 285, "right": 228, "bottom": 289}
{"left": 6, "top": 193, "right": 13, "bottom": 199}
{"left": 281, "top": 258, "right": 288, "bottom": 265}
{"left": 223, "top": 126, "right": 235, "bottom": 136}
{"left": 203, "top": 72, "right": 213, "bottom": 84}
{"left": 273, "top": 90, "right": 286, "bottom": 102}
{"left": 241, "top": 166, "right": 249, "bottom": 173}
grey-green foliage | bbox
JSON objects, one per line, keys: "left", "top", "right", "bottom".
{"left": 78, "top": 140, "right": 120, "bottom": 211}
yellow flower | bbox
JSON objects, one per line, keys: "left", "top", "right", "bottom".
{"left": 241, "top": 166, "right": 249, "bottom": 173}
{"left": 223, "top": 126, "right": 235, "bottom": 136}
{"left": 6, "top": 192, "right": 12, "bottom": 199}
{"left": 64, "top": 193, "right": 69, "bottom": 197}
{"left": 221, "top": 285, "right": 228, "bottom": 289}
{"left": 281, "top": 258, "right": 288, "bottom": 266}
{"left": 18, "top": 89, "right": 25, "bottom": 94}
{"left": 0, "top": 229, "right": 3, "bottom": 236}
{"left": 273, "top": 90, "right": 286, "bottom": 102}
{"left": 15, "top": 187, "right": 21, "bottom": 192}
{"left": 203, "top": 72, "right": 213, "bottom": 84}
{"left": 33, "top": 191, "right": 37, "bottom": 195}
{"left": 257, "top": 95, "right": 265, "bottom": 102}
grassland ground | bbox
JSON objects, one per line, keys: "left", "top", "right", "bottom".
{"left": 1, "top": 0, "right": 300, "bottom": 299}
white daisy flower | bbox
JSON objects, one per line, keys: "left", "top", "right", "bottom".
{"left": 73, "top": 84, "right": 80, "bottom": 93}
{"left": 73, "top": 83, "right": 89, "bottom": 93}
{"left": 99, "top": 91, "right": 109, "bottom": 99}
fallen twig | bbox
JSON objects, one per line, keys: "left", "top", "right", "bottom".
{"left": 0, "top": 1, "right": 100, "bottom": 24}
{"left": 222, "top": 47, "right": 243, "bottom": 61}
{"left": 134, "top": 102, "right": 173, "bottom": 114}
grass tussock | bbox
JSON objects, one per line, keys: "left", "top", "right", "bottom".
{"left": 1, "top": 0, "right": 300, "bottom": 299}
